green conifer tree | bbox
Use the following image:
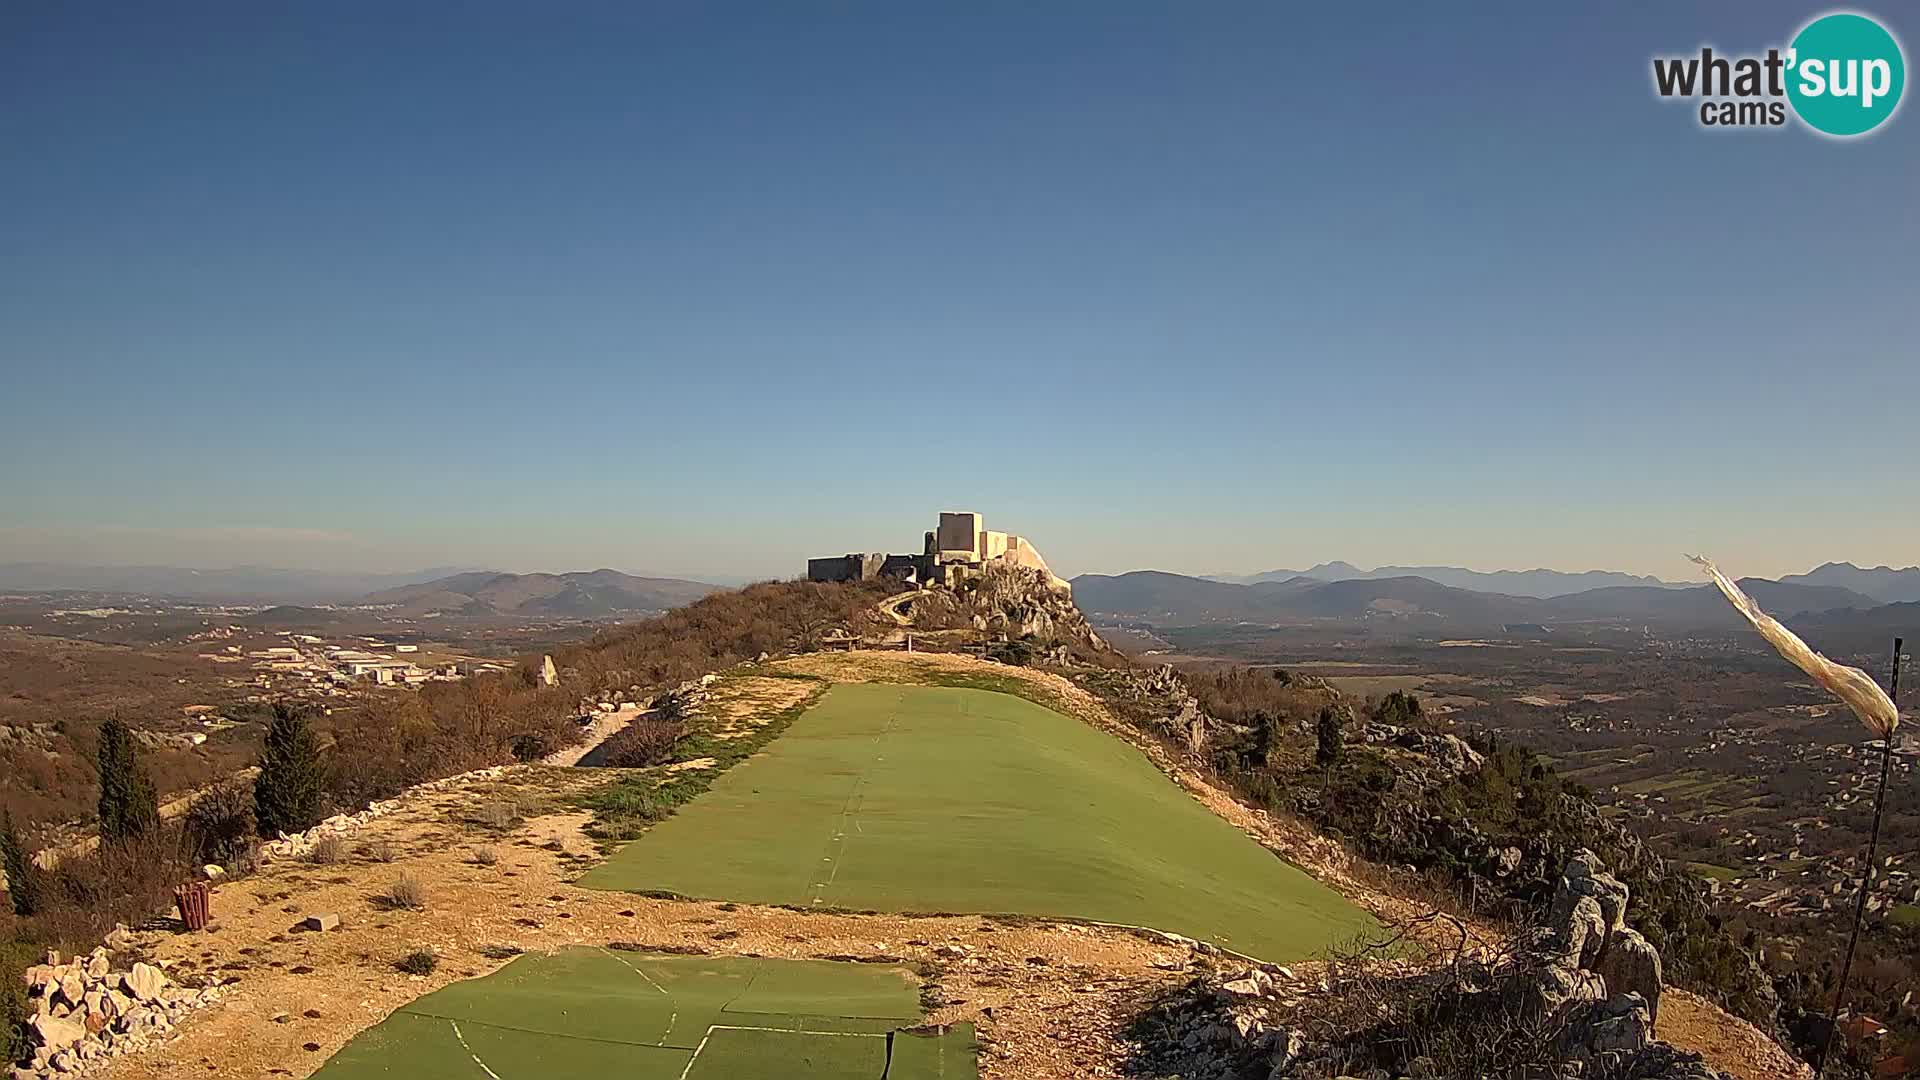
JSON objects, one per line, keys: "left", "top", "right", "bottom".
{"left": 0, "top": 809, "right": 42, "bottom": 917}
{"left": 254, "top": 704, "right": 327, "bottom": 837}
{"left": 96, "top": 716, "right": 159, "bottom": 842}
{"left": 1315, "top": 704, "right": 1347, "bottom": 769}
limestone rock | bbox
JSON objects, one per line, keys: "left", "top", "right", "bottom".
{"left": 1494, "top": 845, "right": 1524, "bottom": 877}
{"left": 30, "top": 1013, "right": 86, "bottom": 1052}
{"left": 1570, "top": 993, "right": 1654, "bottom": 1057}
{"left": 121, "top": 963, "right": 164, "bottom": 1003}
{"left": 1556, "top": 894, "right": 1608, "bottom": 969}
{"left": 1553, "top": 849, "right": 1630, "bottom": 944}
{"left": 53, "top": 972, "right": 85, "bottom": 1010}
{"left": 302, "top": 912, "right": 341, "bottom": 932}
{"left": 1594, "top": 927, "right": 1664, "bottom": 1023}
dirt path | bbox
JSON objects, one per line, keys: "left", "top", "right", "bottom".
{"left": 542, "top": 704, "right": 644, "bottom": 767}
{"left": 877, "top": 589, "right": 928, "bottom": 626}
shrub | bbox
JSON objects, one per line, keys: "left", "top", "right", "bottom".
{"left": 96, "top": 717, "right": 159, "bottom": 842}
{"left": 471, "top": 846, "right": 499, "bottom": 866}
{"left": 324, "top": 680, "right": 577, "bottom": 810}
{"left": 34, "top": 826, "right": 192, "bottom": 947}
{"left": 1316, "top": 705, "right": 1348, "bottom": 768}
{"left": 1, "top": 940, "right": 39, "bottom": 1066}
{"left": 475, "top": 943, "right": 521, "bottom": 960}
{"left": 394, "top": 949, "right": 438, "bottom": 975}
{"left": 1374, "top": 690, "right": 1425, "bottom": 727}
{"left": 1, "top": 810, "right": 42, "bottom": 917}
{"left": 255, "top": 704, "right": 326, "bottom": 838}
{"left": 384, "top": 874, "right": 426, "bottom": 911}
{"left": 183, "top": 780, "right": 255, "bottom": 867}
{"left": 986, "top": 635, "right": 1041, "bottom": 666}
{"left": 552, "top": 580, "right": 894, "bottom": 697}
{"left": 507, "top": 712, "right": 578, "bottom": 763}
{"left": 364, "top": 839, "right": 397, "bottom": 863}
{"left": 596, "top": 718, "right": 684, "bottom": 769}
{"left": 304, "top": 835, "right": 347, "bottom": 864}
{"left": 469, "top": 801, "right": 521, "bottom": 831}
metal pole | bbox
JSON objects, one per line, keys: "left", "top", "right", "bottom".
{"left": 1816, "top": 637, "right": 1901, "bottom": 1078}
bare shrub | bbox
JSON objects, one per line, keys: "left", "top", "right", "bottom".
{"left": 394, "top": 949, "right": 438, "bottom": 975}
{"left": 182, "top": 779, "right": 255, "bottom": 866}
{"left": 471, "top": 846, "right": 499, "bottom": 866}
{"left": 476, "top": 943, "right": 522, "bottom": 960}
{"left": 469, "top": 801, "right": 520, "bottom": 831}
{"left": 596, "top": 718, "right": 684, "bottom": 769}
{"left": 28, "top": 828, "right": 194, "bottom": 950}
{"left": 1306, "top": 917, "right": 1567, "bottom": 1079}
{"left": 553, "top": 580, "right": 895, "bottom": 699}
{"left": 324, "top": 681, "right": 578, "bottom": 810}
{"left": 304, "top": 835, "right": 347, "bottom": 865}
{"left": 363, "top": 839, "right": 397, "bottom": 863}
{"left": 383, "top": 874, "right": 426, "bottom": 911}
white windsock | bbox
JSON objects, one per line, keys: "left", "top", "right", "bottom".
{"left": 1689, "top": 555, "right": 1899, "bottom": 738}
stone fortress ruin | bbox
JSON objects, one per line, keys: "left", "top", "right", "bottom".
{"left": 807, "top": 511, "right": 1069, "bottom": 592}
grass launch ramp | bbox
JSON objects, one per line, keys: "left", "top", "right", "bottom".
{"left": 312, "top": 949, "right": 975, "bottom": 1079}
{"left": 581, "top": 682, "right": 1373, "bottom": 960}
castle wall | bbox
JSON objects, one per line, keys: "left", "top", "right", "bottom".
{"left": 807, "top": 553, "right": 887, "bottom": 583}
{"left": 937, "top": 512, "right": 983, "bottom": 558}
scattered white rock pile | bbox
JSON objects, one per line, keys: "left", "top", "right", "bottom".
{"left": 259, "top": 764, "right": 513, "bottom": 862}
{"left": 1131, "top": 853, "right": 1736, "bottom": 1080}
{"left": 14, "top": 948, "right": 226, "bottom": 1079}
{"left": 1130, "top": 965, "right": 1316, "bottom": 1080}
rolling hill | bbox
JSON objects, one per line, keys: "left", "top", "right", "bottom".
{"left": 361, "top": 570, "right": 720, "bottom": 617}
{"left": 0, "top": 562, "right": 472, "bottom": 603}
{"left": 1073, "top": 570, "right": 1540, "bottom": 626}
{"left": 1537, "top": 580, "right": 1878, "bottom": 623}
{"left": 1215, "top": 562, "right": 1684, "bottom": 598}
{"left": 1073, "top": 569, "right": 1881, "bottom": 631}
{"left": 1778, "top": 562, "right": 1920, "bottom": 604}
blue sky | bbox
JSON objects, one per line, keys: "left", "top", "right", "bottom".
{"left": 3, "top": 2, "right": 1916, "bottom": 582}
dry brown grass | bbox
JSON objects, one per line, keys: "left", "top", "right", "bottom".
{"left": 305, "top": 835, "right": 347, "bottom": 865}
{"left": 381, "top": 874, "right": 426, "bottom": 911}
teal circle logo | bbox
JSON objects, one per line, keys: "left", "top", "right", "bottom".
{"left": 1786, "top": 12, "right": 1906, "bottom": 136}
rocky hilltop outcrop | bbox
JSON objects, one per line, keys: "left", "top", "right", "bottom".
{"left": 906, "top": 563, "right": 1106, "bottom": 651}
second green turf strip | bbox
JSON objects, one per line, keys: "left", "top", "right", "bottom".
{"left": 580, "top": 683, "right": 1374, "bottom": 960}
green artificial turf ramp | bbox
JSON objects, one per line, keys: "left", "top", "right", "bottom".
{"left": 684, "top": 1029, "right": 885, "bottom": 1078}
{"left": 887, "top": 1023, "right": 980, "bottom": 1078}
{"left": 312, "top": 949, "right": 974, "bottom": 1079}
{"left": 580, "top": 683, "right": 1373, "bottom": 960}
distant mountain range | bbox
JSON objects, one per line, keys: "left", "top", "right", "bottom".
{"left": 0, "top": 562, "right": 475, "bottom": 603}
{"left": 1777, "top": 562, "right": 1920, "bottom": 604}
{"left": 361, "top": 570, "right": 720, "bottom": 617}
{"left": 0, "top": 562, "right": 727, "bottom": 614}
{"left": 1073, "top": 569, "right": 1883, "bottom": 631}
{"left": 1210, "top": 562, "right": 1684, "bottom": 599}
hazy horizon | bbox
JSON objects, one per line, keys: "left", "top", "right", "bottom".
{"left": 1, "top": 523, "right": 1911, "bottom": 588}
{"left": 5, "top": 4, "right": 1916, "bottom": 587}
